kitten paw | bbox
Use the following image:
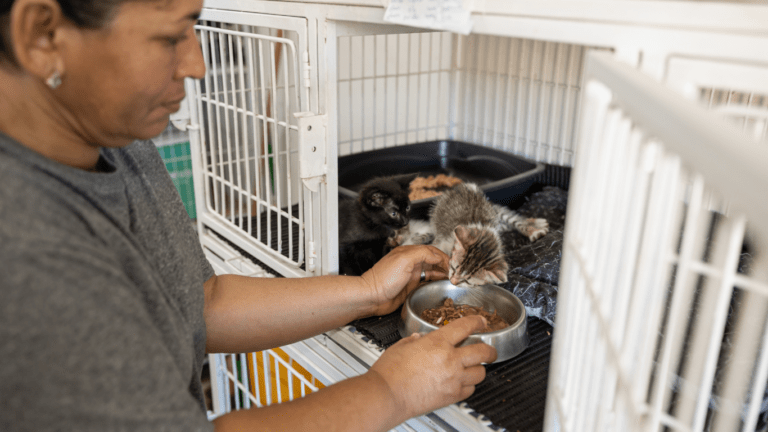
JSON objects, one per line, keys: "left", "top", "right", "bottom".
{"left": 386, "top": 233, "right": 404, "bottom": 248}
{"left": 524, "top": 218, "right": 549, "bottom": 242}
{"left": 413, "top": 233, "right": 435, "bottom": 245}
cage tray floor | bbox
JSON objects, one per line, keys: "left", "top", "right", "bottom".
{"left": 232, "top": 204, "right": 302, "bottom": 264}
{"left": 350, "top": 312, "right": 553, "bottom": 432}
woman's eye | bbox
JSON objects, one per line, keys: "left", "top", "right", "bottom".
{"left": 165, "top": 35, "right": 187, "bottom": 46}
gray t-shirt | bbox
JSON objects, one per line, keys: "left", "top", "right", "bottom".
{"left": 0, "top": 133, "right": 215, "bottom": 431}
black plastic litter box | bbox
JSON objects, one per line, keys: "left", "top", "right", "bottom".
{"left": 337, "top": 140, "right": 544, "bottom": 215}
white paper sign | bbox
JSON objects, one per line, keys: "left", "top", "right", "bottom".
{"left": 383, "top": 0, "right": 473, "bottom": 35}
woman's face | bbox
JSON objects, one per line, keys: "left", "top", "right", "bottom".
{"left": 58, "top": 0, "right": 205, "bottom": 144}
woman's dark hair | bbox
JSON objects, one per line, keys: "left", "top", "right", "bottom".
{"left": 0, "top": 0, "right": 151, "bottom": 66}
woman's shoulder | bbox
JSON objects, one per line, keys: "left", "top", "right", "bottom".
{"left": 0, "top": 138, "right": 124, "bottom": 252}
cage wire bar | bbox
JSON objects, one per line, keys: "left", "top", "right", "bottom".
{"left": 336, "top": 32, "right": 454, "bottom": 155}
{"left": 701, "top": 89, "right": 768, "bottom": 145}
{"left": 545, "top": 51, "right": 768, "bottom": 432}
{"left": 452, "top": 36, "right": 600, "bottom": 167}
{"left": 201, "top": 235, "right": 329, "bottom": 416}
{"left": 336, "top": 33, "right": 602, "bottom": 167}
{"left": 193, "top": 22, "right": 306, "bottom": 267}
{"left": 209, "top": 349, "right": 323, "bottom": 416}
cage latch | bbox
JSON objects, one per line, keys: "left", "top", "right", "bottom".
{"left": 307, "top": 241, "right": 317, "bottom": 272}
{"left": 294, "top": 112, "right": 328, "bottom": 192}
{"left": 171, "top": 83, "right": 199, "bottom": 131}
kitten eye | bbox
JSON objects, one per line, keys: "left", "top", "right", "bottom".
{"left": 391, "top": 211, "right": 397, "bottom": 217}
{"left": 405, "top": 205, "right": 410, "bottom": 211}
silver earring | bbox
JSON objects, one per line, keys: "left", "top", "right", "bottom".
{"left": 46, "top": 71, "right": 62, "bottom": 89}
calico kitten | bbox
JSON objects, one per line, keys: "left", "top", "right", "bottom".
{"left": 338, "top": 174, "right": 417, "bottom": 275}
{"left": 430, "top": 183, "right": 549, "bottom": 287}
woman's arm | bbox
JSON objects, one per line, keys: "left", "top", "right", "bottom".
{"left": 213, "top": 315, "right": 497, "bottom": 432}
{"left": 203, "top": 245, "right": 449, "bottom": 354}
{"left": 204, "top": 244, "right": 497, "bottom": 432}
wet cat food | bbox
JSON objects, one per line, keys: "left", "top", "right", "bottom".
{"left": 420, "top": 298, "right": 509, "bottom": 333}
{"left": 409, "top": 174, "right": 463, "bottom": 201}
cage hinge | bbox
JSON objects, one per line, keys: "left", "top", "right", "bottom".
{"left": 171, "top": 84, "right": 195, "bottom": 131}
{"left": 294, "top": 112, "right": 327, "bottom": 193}
{"left": 307, "top": 241, "right": 317, "bottom": 272}
{"left": 170, "top": 99, "right": 191, "bottom": 131}
{"left": 302, "top": 51, "right": 312, "bottom": 88}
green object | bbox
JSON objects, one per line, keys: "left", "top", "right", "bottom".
{"left": 158, "top": 141, "right": 196, "bottom": 219}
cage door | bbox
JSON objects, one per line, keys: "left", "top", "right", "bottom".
{"left": 665, "top": 57, "right": 768, "bottom": 147}
{"left": 545, "top": 51, "right": 768, "bottom": 432}
{"left": 187, "top": 10, "right": 319, "bottom": 277}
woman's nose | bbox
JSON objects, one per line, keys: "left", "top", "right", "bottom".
{"left": 176, "top": 28, "right": 206, "bottom": 80}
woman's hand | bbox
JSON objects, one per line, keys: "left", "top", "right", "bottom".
{"left": 367, "top": 315, "right": 498, "bottom": 421}
{"left": 360, "top": 245, "right": 449, "bottom": 316}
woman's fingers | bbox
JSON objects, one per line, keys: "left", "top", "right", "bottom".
{"left": 420, "top": 245, "right": 449, "bottom": 273}
{"left": 460, "top": 364, "right": 488, "bottom": 386}
{"left": 433, "top": 315, "right": 488, "bottom": 346}
{"left": 431, "top": 316, "right": 497, "bottom": 368}
{"left": 459, "top": 385, "right": 477, "bottom": 401}
{"left": 458, "top": 342, "right": 498, "bottom": 367}
{"left": 369, "top": 314, "right": 499, "bottom": 421}
{"left": 422, "top": 264, "right": 448, "bottom": 283}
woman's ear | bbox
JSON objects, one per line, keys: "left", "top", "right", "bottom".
{"left": 9, "top": 0, "right": 66, "bottom": 81}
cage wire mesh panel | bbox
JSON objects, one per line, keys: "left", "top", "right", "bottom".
{"left": 545, "top": 51, "right": 768, "bottom": 432}
{"left": 337, "top": 32, "right": 454, "bottom": 155}
{"left": 192, "top": 20, "right": 307, "bottom": 268}
{"left": 700, "top": 89, "right": 768, "bottom": 146}
{"left": 452, "top": 36, "right": 603, "bottom": 167}
{"left": 209, "top": 349, "right": 324, "bottom": 415}
{"left": 337, "top": 32, "right": 608, "bottom": 166}
{"left": 665, "top": 58, "right": 768, "bottom": 148}
{"left": 696, "top": 90, "right": 767, "bottom": 216}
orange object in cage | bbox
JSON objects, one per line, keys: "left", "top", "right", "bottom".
{"left": 247, "top": 348, "right": 325, "bottom": 406}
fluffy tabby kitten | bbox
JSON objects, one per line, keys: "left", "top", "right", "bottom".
{"left": 430, "top": 183, "right": 549, "bottom": 287}
{"left": 338, "top": 174, "right": 417, "bottom": 275}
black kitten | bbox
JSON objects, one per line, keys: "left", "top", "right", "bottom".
{"left": 338, "top": 174, "right": 416, "bottom": 275}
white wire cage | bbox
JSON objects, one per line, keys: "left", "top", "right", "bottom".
{"left": 181, "top": 2, "right": 768, "bottom": 431}
{"left": 208, "top": 349, "right": 324, "bottom": 416}
{"left": 188, "top": 16, "right": 317, "bottom": 277}
{"left": 545, "top": 50, "right": 768, "bottom": 432}
{"left": 337, "top": 32, "right": 602, "bottom": 167}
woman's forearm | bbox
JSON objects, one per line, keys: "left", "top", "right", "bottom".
{"left": 212, "top": 371, "right": 403, "bottom": 432}
{"left": 203, "top": 273, "right": 378, "bottom": 354}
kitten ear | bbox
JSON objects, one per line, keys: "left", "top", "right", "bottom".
{"left": 453, "top": 225, "right": 476, "bottom": 245}
{"left": 367, "top": 191, "right": 387, "bottom": 208}
{"left": 395, "top": 173, "right": 420, "bottom": 188}
{"left": 485, "top": 261, "right": 509, "bottom": 284}
{"left": 452, "top": 234, "right": 467, "bottom": 255}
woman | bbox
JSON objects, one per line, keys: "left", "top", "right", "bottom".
{"left": 0, "top": 0, "right": 497, "bottom": 431}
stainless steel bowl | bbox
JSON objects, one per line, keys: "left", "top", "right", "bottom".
{"left": 400, "top": 280, "right": 529, "bottom": 363}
